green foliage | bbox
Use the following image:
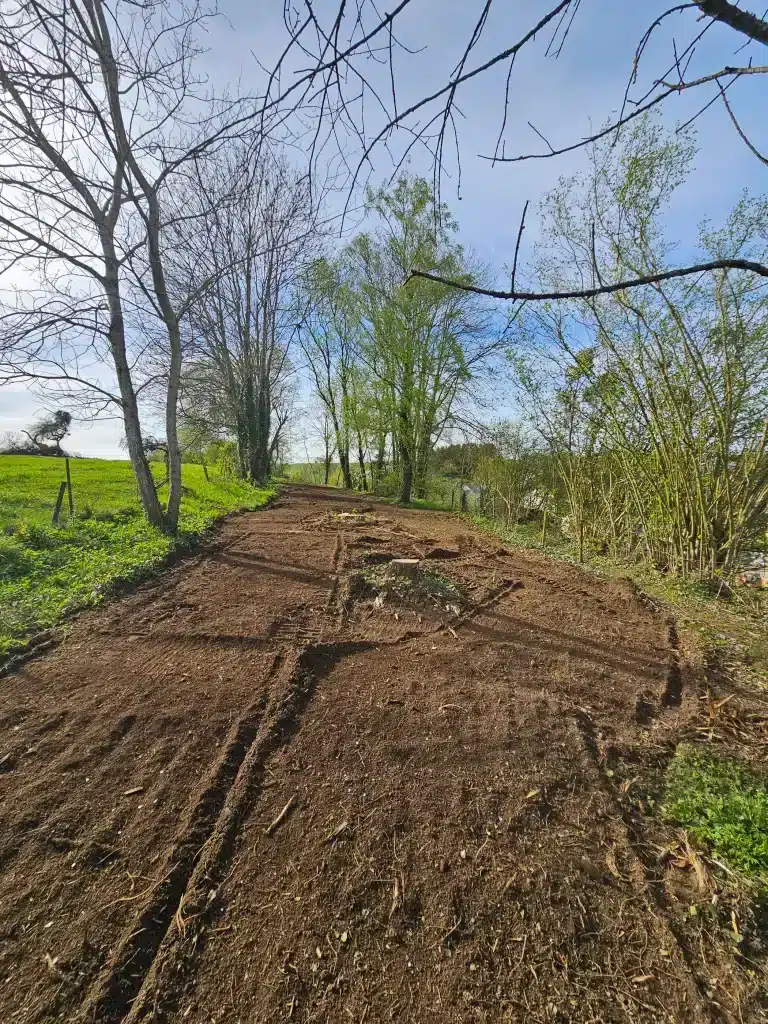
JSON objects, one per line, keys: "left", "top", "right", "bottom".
{"left": 300, "top": 173, "right": 495, "bottom": 504}
{"left": 431, "top": 442, "right": 498, "bottom": 479}
{"left": 206, "top": 440, "right": 241, "bottom": 478}
{"left": 371, "top": 469, "right": 402, "bottom": 498}
{"left": 399, "top": 496, "right": 452, "bottom": 512}
{"left": 25, "top": 409, "right": 72, "bottom": 454}
{"left": 282, "top": 462, "right": 346, "bottom": 487}
{"left": 351, "top": 175, "right": 492, "bottom": 503}
{"left": 664, "top": 745, "right": 768, "bottom": 882}
{"left": 514, "top": 115, "right": 768, "bottom": 579}
{"left": 0, "top": 455, "right": 273, "bottom": 656}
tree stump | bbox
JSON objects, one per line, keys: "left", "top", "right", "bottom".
{"left": 388, "top": 558, "right": 420, "bottom": 580}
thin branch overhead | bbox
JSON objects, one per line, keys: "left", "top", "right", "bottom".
{"left": 410, "top": 259, "right": 768, "bottom": 302}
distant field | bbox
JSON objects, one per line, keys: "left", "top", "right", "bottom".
{"left": 0, "top": 455, "right": 273, "bottom": 656}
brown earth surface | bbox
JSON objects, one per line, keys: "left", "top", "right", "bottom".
{"left": 0, "top": 485, "right": 764, "bottom": 1024}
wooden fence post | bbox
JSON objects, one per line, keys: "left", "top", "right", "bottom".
{"left": 52, "top": 481, "right": 67, "bottom": 526}
{"left": 65, "top": 457, "right": 74, "bottom": 518}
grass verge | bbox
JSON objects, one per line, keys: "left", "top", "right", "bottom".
{"left": 0, "top": 455, "right": 273, "bottom": 657}
{"left": 664, "top": 745, "right": 768, "bottom": 884}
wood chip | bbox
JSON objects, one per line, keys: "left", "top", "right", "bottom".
{"left": 327, "top": 820, "right": 349, "bottom": 843}
{"left": 605, "top": 847, "right": 621, "bottom": 879}
{"left": 44, "top": 953, "right": 67, "bottom": 979}
{"left": 123, "top": 786, "right": 144, "bottom": 796}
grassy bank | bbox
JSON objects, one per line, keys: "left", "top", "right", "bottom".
{"left": 0, "top": 455, "right": 273, "bottom": 656}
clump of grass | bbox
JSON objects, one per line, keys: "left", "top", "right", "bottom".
{"left": 399, "top": 497, "right": 451, "bottom": 512}
{"left": 664, "top": 745, "right": 768, "bottom": 883}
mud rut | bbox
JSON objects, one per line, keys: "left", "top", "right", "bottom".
{"left": 0, "top": 486, "right": 739, "bottom": 1023}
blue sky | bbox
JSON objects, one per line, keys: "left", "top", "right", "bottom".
{"left": 1, "top": 0, "right": 765, "bottom": 457}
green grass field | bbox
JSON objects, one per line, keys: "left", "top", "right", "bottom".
{"left": 0, "top": 455, "right": 273, "bottom": 656}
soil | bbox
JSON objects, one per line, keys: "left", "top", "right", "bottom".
{"left": 0, "top": 485, "right": 764, "bottom": 1024}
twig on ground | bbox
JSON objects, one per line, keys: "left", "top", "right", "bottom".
{"left": 266, "top": 792, "right": 298, "bottom": 835}
{"left": 434, "top": 915, "right": 463, "bottom": 947}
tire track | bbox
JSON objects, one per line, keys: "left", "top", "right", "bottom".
{"left": 570, "top": 708, "right": 714, "bottom": 1023}
{"left": 118, "top": 642, "right": 373, "bottom": 1023}
{"left": 72, "top": 651, "right": 284, "bottom": 1024}
{"left": 450, "top": 577, "right": 523, "bottom": 632}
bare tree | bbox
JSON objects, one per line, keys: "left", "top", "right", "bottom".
{"left": 0, "top": 0, "right": 417, "bottom": 527}
{"left": 0, "top": 0, "right": 225, "bottom": 527}
{"left": 174, "top": 143, "right": 317, "bottom": 483}
{"left": 0, "top": 0, "right": 323, "bottom": 528}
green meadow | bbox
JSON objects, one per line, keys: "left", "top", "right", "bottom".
{"left": 0, "top": 455, "right": 272, "bottom": 656}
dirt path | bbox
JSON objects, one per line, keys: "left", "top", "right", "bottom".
{"left": 0, "top": 486, "right": 745, "bottom": 1023}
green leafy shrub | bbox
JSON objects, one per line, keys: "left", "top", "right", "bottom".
{"left": 664, "top": 745, "right": 768, "bottom": 882}
{"left": 16, "top": 521, "right": 58, "bottom": 549}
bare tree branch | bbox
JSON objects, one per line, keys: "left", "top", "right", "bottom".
{"left": 695, "top": 0, "right": 768, "bottom": 45}
{"left": 410, "top": 259, "right": 768, "bottom": 302}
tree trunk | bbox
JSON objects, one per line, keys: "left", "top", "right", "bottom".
{"left": 133, "top": 185, "right": 182, "bottom": 532}
{"left": 88, "top": 5, "right": 168, "bottom": 529}
{"left": 164, "top": 317, "right": 183, "bottom": 533}
{"left": 244, "top": 374, "right": 260, "bottom": 483}
{"left": 254, "top": 381, "right": 272, "bottom": 484}
{"left": 399, "top": 454, "right": 413, "bottom": 504}
{"left": 397, "top": 395, "right": 413, "bottom": 504}
{"left": 338, "top": 449, "right": 353, "bottom": 490}
{"left": 236, "top": 417, "right": 249, "bottom": 480}
{"left": 413, "top": 424, "right": 434, "bottom": 500}
{"left": 374, "top": 439, "right": 386, "bottom": 487}
{"left": 103, "top": 264, "right": 164, "bottom": 528}
{"left": 356, "top": 435, "right": 368, "bottom": 491}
